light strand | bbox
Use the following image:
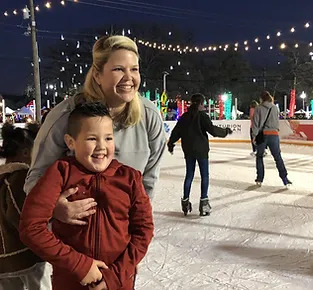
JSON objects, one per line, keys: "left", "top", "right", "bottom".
{"left": 1, "top": 1, "right": 312, "bottom": 51}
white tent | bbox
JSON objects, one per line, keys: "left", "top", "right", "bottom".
{"left": 5, "top": 107, "right": 15, "bottom": 114}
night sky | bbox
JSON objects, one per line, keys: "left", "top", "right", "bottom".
{"left": 1, "top": 0, "right": 313, "bottom": 95}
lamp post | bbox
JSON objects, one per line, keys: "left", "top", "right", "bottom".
{"left": 29, "top": 0, "right": 42, "bottom": 122}
{"left": 162, "top": 71, "right": 169, "bottom": 92}
{"left": 300, "top": 91, "right": 307, "bottom": 110}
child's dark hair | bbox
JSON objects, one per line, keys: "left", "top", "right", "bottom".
{"left": 188, "top": 93, "right": 205, "bottom": 118}
{"left": 68, "top": 102, "right": 111, "bottom": 138}
{"left": 0, "top": 123, "right": 40, "bottom": 159}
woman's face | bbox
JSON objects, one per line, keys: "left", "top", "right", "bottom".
{"left": 94, "top": 49, "right": 141, "bottom": 108}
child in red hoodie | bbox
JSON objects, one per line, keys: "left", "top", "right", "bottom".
{"left": 20, "top": 102, "right": 154, "bottom": 290}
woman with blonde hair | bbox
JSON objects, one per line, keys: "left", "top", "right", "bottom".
{"left": 251, "top": 91, "right": 291, "bottom": 187}
{"left": 24, "top": 35, "right": 166, "bottom": 222}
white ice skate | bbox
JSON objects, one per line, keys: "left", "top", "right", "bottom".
{"left": 283, "top": 178, "right": 292, "bottom": 189}
{"left": 255, "top": 179, "right": 262, "bottom": 187}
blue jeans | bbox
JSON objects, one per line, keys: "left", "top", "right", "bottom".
{"left": 183, "top": 157, "right": 209, "bottom": 200}
{"left": 250, "top": 128, "right": 257, "bottom": 152}
{"left": 256, "top": 135, "right": 287, "bottom": 182}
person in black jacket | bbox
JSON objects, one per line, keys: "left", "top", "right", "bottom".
{"left": 167, "top": 93, "right": 232, "bottom": 216}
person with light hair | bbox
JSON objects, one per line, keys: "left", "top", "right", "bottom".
{"left": 24, "top": 35, "right": 166, "bottom": 224}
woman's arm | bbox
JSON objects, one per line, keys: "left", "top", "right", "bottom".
{"left": 24, "top": 109, "right": 70, "bottom": 194}
{"left": 142, "top": 107, "right": 166, "bottom": 199}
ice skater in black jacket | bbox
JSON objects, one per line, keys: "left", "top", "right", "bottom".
{"left": 167, "top": 93, "right": 232, "bottom": 216}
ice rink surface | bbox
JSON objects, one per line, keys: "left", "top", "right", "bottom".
{"left": 136, "top": 142, "right": 313, "bottom": 290}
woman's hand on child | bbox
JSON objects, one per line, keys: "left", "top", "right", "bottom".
{"left": 88, "top": 280, "right": 108, "bottom": 290}
{"left": 80, "top": 259, "right": 108, "bottom": 287}
{"left": 53, "top": 187, "right": 97, "bottom": 225}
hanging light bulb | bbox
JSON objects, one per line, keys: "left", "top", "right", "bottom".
{"left": 61, "top": 0, "right": 65, "bottom": 5}
{"left": 45, "top": 2, "right": 51, "bottom": 9}
{"left": 290, "top": 27, "right": 295, "bottom": 33}
{"left": 13, "top": 9, "right": 17, "bottom": 15}
{"left": 4, "top": 11, "right": 8, "bottom": 16}
{"left": 305, "top": 22, "right": 310, "bottom": 28}
{"left": 244, "top": 40, "right": 248, "bottom": 45}
{"left": 76, "top": 41, "right": 80, "bottom": 48}
{"left": 277, "top": 31, "right": 281, "bottom": 37}
{"left": 254, "top": 38, "right": 259, "bottom": 43}
{"left": 61, "top": 34, "right": 64, "bottom": 40}
{"left": 266, "top": 35, "right": 270, "bottom": 40}
{"left": 280, "top": 43, "right": 286, "bottom": 49}
{"left": 35, "top": 6, "right": 40, "bottom": 11}
{"left": 295, "top": 43, "right": 299, "bottom": 48}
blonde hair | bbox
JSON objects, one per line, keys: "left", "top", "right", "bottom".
{"left": 83, "top": 35, "right": 142, "bottom": 127}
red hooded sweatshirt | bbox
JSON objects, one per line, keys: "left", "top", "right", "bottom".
{"left": 20, "top": 157, "right": 154, "bottom": 290}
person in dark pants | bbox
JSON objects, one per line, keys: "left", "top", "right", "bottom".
{"left": 167, "top": 93, "right": 232, "bottom": 216}
{"left": 251, "top": 91, "right": 292, "bottom": 188}
{"left": 249, "top": 100, "right": 258, "bottom": 155}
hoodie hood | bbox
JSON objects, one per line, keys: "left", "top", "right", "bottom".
{"left": 0, "top": 163, "right": 29, "bottom": 176}
{"left": 261, "top": 101, "right": 275, "bottom": 109}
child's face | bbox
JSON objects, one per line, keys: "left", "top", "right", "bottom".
{"left": 65, "top": 116, "right": 115, "bottom": 173}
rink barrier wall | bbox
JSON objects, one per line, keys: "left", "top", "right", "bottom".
{"left": 164, "top": 120, "right": 313, "bottom": 146}
{"left": 1, "top": 121, "right": 312, "bottom": 146}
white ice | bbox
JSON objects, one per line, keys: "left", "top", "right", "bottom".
{"left": 136, "top": 142, "right": 313, "bottom": 290}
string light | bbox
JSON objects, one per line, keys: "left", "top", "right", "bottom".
{"left": 280, "top": 43, "right": 286, "bottom": 49}
{"left": 1, "top": 2, "right": 313, "bottom": 55}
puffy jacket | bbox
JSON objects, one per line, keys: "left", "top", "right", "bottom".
{"left": 168, "top": 111, "right": 229, "bottom": 158}
{"left": 20, "top": 157, "right": 154, "bottom": 290}
{"left": 0, "top": 163, "right": 42, "bottom": 276}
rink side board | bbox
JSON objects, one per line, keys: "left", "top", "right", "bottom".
{"left": 164, "top": 120, "right": 313, "bottom": 146}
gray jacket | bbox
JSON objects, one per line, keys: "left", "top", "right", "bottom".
{"left": 24, "top": 96, "right": 166, "bottom": 199}
{"left": 251, "top": 101, "right": 280, "bottom": 138}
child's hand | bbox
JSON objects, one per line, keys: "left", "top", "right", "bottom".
{"left": 88, "top": 280, "right": 108, "bottom": 290}
{"left": 80, "top": 259, "right": 108, "bottom": 286}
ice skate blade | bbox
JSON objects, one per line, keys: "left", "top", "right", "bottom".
{"left": 285, "top": 184, "right": 292, "bottom": 189}
{"left": 256, "top": 182, "right": 262, "bottom": 187}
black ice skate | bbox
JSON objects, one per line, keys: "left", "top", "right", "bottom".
{"left": 181, "top": 198, "right": 192, "bottom": 216}
{"left": 199, "top": 198, "right": 211, "bottom": 216}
